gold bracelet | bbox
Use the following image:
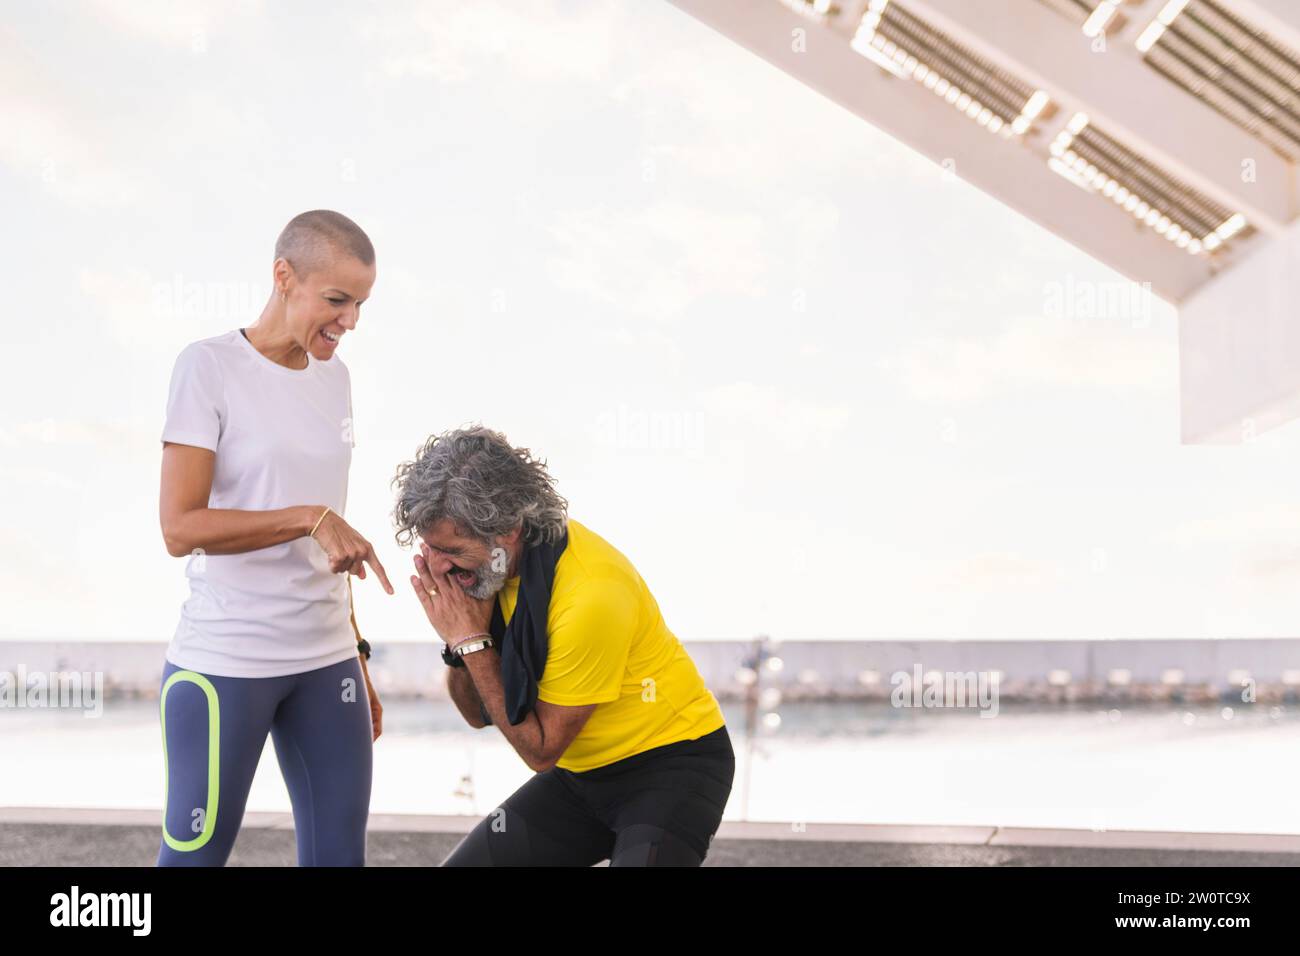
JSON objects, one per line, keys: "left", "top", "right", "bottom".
{"left": 309, "top": 506, "right": 332, "bottom": 538}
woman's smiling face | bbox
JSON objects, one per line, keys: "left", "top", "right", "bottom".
{"left": 277, "top": 253, "right": 376, "bottom": 361}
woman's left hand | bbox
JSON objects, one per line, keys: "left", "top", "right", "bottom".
{"left": 410, "top": 547, "right": 495, "bottom": 646}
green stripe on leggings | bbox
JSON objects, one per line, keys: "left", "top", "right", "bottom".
{"left": 160, "top": 670, "right": 220, "bottom": 852}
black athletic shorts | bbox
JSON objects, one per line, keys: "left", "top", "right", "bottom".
{"left": 441, "top": 724, "right": 735, "bottom": 867}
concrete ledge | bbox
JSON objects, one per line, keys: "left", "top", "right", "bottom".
{"left": 715, "top": 821, "right": 997, "bottom": 844}
{"left": 4, "top": 807, "right": 1298, "bottom": 853}
{"left": 0, "top": 807, "right": 294, "bottom": 829}
{"left": 989, "top": 826, "right": 1300, "bottom": 853}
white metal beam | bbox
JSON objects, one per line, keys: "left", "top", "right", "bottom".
{"left": 1216, "top": 0, "right": 1300, "bottom": 56}
{"left": 1179, "top": 217, "right": 1300, "bottom": 443}
{"left": 666, "top": 0, "right": 1214, "bottom": 301}
{"left": 903, "top": 0, "right": 1295, "bottom": 234}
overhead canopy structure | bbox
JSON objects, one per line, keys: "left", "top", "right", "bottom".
{"left": 668, "top": 0, "right": 1300, "bottom": 443}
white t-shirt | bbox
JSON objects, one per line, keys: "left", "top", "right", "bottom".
{"left": 160, "top": 329, "right": 359, "bottom": 678}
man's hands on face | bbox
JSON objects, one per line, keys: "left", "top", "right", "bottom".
{"left": 410, "top": 541, "right": 495, "bottom": 646}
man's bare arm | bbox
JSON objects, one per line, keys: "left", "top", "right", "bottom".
{"left": 447, "top": 666, "right": 488, "bottom": 729}
{"left": 461, "top": 646, "right": 594, "bottom": 771}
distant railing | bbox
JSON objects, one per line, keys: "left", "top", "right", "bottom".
{"left": 3, "top": 637, "right": 1298, "bottom": 702}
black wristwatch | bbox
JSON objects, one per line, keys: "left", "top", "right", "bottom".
{"left": 357, "top": 638, "right": 372, "bottom": 661}
{"left": 441, "top": 644, "right": 466, "bottom": 668}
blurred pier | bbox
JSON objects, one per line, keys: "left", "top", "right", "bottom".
{"left": 4, "top": 637, "right": 1299, "bottom": 703}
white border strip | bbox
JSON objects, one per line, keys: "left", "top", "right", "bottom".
{"left": 6, "top": 808, "right": 1300, "bottom": 852}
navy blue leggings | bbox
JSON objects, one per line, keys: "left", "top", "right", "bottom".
{"left": 156, "top": 656, "right": 373, "bottom": 866}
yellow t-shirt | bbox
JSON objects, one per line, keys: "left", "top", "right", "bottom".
{"left": 496, "top": 518, "right": 725, "bottom": 772}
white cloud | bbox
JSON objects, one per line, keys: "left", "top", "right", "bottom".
{"left": 85, "top": 0, "right": 263, "bottom": 48}
{"left": 0, "top": 20, "right": 274, "bottom": 212}
{"left": 696, "top": 381, "right": 850, "bottom": 447}
{"left": 547, "top": 201, "right": 767, "bottom": 319}
{"left": 77, "top": 269, "right": 215, "bottom": 358}
{"left": 0, "top": 46, "right": 148, "bottom": 209}
{"left": 618, "top": 39, "right": 940, "bottom": 192}
{"left": 876, "top": 313, "right": 1178, "bottom": 403}
{"left": 1164, "top": 508, "right": 1300, "bottom": 547}
{"left": 362, "top": 0, "right": 618, "bottom": 83}
{"left": 1242, "top": 550, "right": 1300, "bottom": 583}
{"left": 939, "top": 551, "right": 1064, "bottom": 594}
{"left": 0, "top": 419, "right": 153, "bottom": 455}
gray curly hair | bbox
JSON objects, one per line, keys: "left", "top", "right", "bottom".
{"left": 391, "top": 425, "right": 569, "bottom": 548}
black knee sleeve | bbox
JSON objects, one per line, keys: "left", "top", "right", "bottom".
{"left": 609, "top": 824, "right": 704, "bottom": 867}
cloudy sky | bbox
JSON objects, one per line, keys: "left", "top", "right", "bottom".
{"left": 4, "top": 0, "right": 1300, "bottom": 645}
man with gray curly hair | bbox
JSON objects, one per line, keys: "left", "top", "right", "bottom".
{"left": 391, "top": 425, "right": 734, "bottom": 866}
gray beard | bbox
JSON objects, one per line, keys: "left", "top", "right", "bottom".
{"left": 462, "top": 559, "right": 509, "bottom": 600}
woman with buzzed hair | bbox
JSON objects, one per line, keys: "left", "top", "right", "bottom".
{"left": 155, "top": 210, "right": 391, "bottom": 866}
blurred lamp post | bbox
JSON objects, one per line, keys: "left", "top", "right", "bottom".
{"left": 736, "top": 635, "right": 782, "bottom": 821}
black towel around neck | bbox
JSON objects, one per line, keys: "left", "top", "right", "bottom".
{"left": 491, "top": 528, "right": 568, "bottom": 726}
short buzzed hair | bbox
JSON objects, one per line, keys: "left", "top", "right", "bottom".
{"left": 274, "top": 210, "right": 375, "bottom": 278}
